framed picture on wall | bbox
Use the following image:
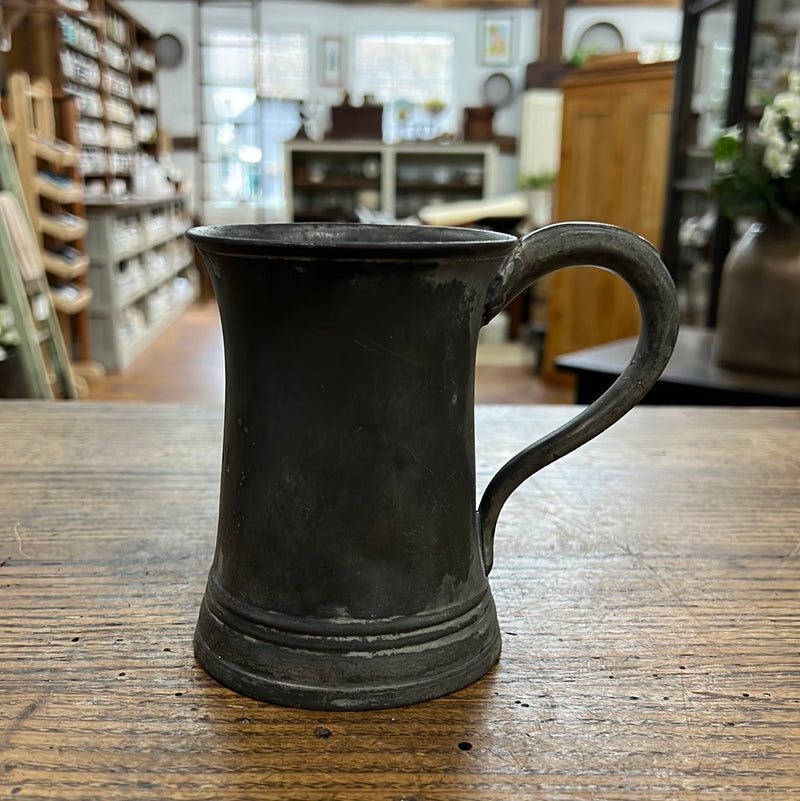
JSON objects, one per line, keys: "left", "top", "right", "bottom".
{"left": 479, "top": 16, "right": 514, "bottom": 67}
{"left": 320, "top": 36, "right": 344, "bottom": 87}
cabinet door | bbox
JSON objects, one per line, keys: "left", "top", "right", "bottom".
{"left": 557, "top": 93, "right": 621, "bottom": 222}
{"left": 544, "top": 62, "right": 674, "bottom": 377}
{"left": 617, "top": 78, "right": 674, "bottom": 247}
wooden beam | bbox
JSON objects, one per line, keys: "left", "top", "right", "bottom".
{"left": 525, "top": 0, "right": 570, "bottom": 89}
{"left": 539, "top": 0, "right": 567, "bottom": 63}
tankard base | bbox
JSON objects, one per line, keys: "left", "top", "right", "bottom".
{"left": 193, "top": 580, "right": 502, "bottom": 710}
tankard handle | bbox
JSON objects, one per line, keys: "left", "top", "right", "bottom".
{"left": 478, "top": 222, "right": 679, "bottom": 574}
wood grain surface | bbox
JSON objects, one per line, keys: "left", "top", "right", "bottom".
{"left": 1, "top": 402, "right": 799, "bottom": 800}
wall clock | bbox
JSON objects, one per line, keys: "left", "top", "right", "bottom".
{"left": 482, "top": 72, "right": 515, "bottom": 109}
{"left": 155, "top": 33, "right": 185, "bottom": 69}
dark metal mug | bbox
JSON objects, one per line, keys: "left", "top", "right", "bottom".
{"left": 186, "top": 221, "right": 678, "bottom": 710}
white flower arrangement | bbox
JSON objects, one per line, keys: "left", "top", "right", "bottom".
{"left": 710, "top": 71, "right": 800, "bottom": 224}
{"left": 759, "top": 72, "right": 800, "bottom": 179}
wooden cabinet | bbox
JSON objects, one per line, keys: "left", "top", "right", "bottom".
{"left": 86, "top": 197, "right": 198, "bottom": 371}
{"left": 285, "top": 141, "right": 498, "bottom": 222}
{"left": 543, "top": 57, "right": 675, "bottom": 377}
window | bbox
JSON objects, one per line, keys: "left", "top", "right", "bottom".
{"left": 199, "top": 18, "right": 457, "bottom": 214}
{"left": 259, "top": 32, "right": 309, "bottom": 100}
{"left": 200, "top": 23, "right": 309, "bottom": 213}
{"left": 352, "top": 33, "right": 455, "bottom": 142}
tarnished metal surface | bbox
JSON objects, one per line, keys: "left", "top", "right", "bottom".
{"left": 187, "top": 222, "right": 678, "bottom": 710}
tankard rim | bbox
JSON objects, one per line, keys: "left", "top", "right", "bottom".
{"left": 186, "top": 222, "right": 517, "bottom": 258}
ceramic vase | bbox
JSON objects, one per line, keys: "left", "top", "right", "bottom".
{"left": 714, "top": 221, "right": 800, "bottom": 376}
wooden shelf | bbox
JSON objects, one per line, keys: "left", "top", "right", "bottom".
{"left": 51, "top": 284, "right": 93, "bottom": 315}
{"left": 39, "top": 213, "right": 89, "bottom": 241}
{"left": 61, "top": 40, "right": 100, "bottom": 61}
{"left": 396, "top": 181, "right": 484, "bottom": 191}
{"left": 36, "top": 174, "right": 84, "bottom": 204}
{"left": 76, "top": 109, "right": 105, "bottom": 122}
{"left": 293, "top": 179, "right": 380, "bottom": 190}
{"left": 58, "top": 73, "right": 102, "bottom": 93}
{"left": 42, "top": 249, "right": 90, "bottom": 279}
{"left": 34, "top": 137, "right": 78, "bottom": 168}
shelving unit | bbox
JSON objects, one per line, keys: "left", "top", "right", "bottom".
{"left": 85, "top": 196, "right": 198, "bottom": 371}
{"left": 4, "top": 71, "right": 94, "bottom": 363}
{"left": 130, "top": 21, "right": 158, "bottom": 158}
{"left": 2, "top": 1, "right": 192, "bottom": 374}
{"left": 285, "top": 141, "right": 499, "bottom": 222}
{"left": 5, "top": 0, "right": 158, "bottom": 200}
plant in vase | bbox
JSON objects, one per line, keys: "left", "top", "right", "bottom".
{"left": 423, "top": 99, "right": 447, "bottom": 140}
{"left": 709, "top": 72, "right": 800, "bottom": 376}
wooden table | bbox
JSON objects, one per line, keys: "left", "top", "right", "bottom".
{"left": 2, "top": 402, "right": 799, "bottom": 799}
{"left": 556, "top": 326, "right": 800, "bottom": 406}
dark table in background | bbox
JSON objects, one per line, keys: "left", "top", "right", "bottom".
{"left": 556, "top": 325, "right": 800, "bottom": 405}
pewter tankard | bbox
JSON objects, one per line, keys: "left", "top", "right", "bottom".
{"left": 186, "top": 222, "right": 678, "bottom": 710}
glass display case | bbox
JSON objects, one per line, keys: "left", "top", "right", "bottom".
{"left": 661, "top": 0, "right": 795, "bottom": 325}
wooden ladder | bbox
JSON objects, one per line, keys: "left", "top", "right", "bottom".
{"left": 5, "top": 73, "right": 95, "bottom": 359}
{"left": 0, "top": 112, "right": 77, "bottom": 398}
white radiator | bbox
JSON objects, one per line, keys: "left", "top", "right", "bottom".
{"left": 518, "top": 89, "right": 563, "bottom": 177}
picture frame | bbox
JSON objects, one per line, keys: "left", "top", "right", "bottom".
{"left": 478, "top": 16, "right": 514, "bottom": 67}
{"left": 319, "top": 36, "right": 344, "bottom": 87}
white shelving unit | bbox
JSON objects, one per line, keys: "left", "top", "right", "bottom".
{"left": 284, "top": 141, "right": 499, "bottom": 222}
{"left": 86, "top": 196, "right": 198, "bottom": 371}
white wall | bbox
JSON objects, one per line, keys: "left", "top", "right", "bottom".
{"left": 123, "top": 1, "right": 537, "bottom": 134}
{"left": 564, "top": 6, "right": 682, "bottom": 60}
{"left": 121, "top": 1, "right": 198, "bottom": 213}
{"left": 122, "top": 1, "right": 196, "bottom": 136}
{"left": 122, "top": 0, "right": 538, "bottom": 217}
{"left": 121, "top": 1, "right": 681, "bottom": 218}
